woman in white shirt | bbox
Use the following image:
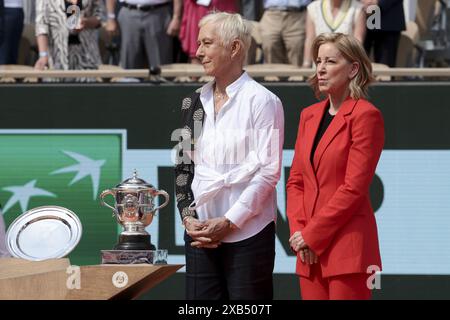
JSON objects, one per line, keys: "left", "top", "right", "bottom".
{"left": 174, "top": 12, "right": 284, "bottom": 300}
{"left": 302, "top": 0, "right": 366, "bottom": 68}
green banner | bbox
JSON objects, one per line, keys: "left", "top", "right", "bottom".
{"left": 0, "top": 132, "right": 122, "bottom": 265}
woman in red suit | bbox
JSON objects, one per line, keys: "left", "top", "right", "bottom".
{"left": 286, "top": 33, "right": 384, "bottom": 300}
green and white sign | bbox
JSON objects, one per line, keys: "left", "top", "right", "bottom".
{"left": 3, "top": 131, "right": 450, "bottom": 275}
{"left": 0, "top": 130, "right": 123, "bottom": 265}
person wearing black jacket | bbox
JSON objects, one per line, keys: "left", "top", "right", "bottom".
{"left": 0, "top": 0, "right": 24, "bottom": 65}
{"left": 362, "top": 0, "right": 406, "bottom": 67}
{"left": 0, "top": 0, "right": 4, "bottom": 47}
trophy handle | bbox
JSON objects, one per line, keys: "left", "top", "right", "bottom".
{"left": 153, "top": 190, "right": 170, "bottom": 213}
{"left": 100, "top": 190, "right": 118, "bottom": 217}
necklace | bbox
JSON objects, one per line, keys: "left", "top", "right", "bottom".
{"left": 214, "top": 90, "right": 226, "bottom": 101}
{"left": 214, "top": 91, "right": 225, "bottom": 118}
{"left": 213, "top": 85, "right": 227, "bottom": 118}
{"left": 214, "top": 83, "right": 227, "bottom": 100}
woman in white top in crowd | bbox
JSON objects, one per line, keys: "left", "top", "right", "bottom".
{"left": 302, "top": 0, "right": 366, "bottom": 68}
{"left": 174, "top": 12, "right": 284, "bottom": 300}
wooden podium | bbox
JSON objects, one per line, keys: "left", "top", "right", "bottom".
{"left": 0, "top": 258, "right": 183, "bottom": 300}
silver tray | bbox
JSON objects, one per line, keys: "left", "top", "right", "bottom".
{"left": 6, "top": 206, "right": 82, "bottom": 261}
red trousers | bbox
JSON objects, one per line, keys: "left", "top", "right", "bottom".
{"left": 299, "top": 263, "right": 371, "bottom": 300}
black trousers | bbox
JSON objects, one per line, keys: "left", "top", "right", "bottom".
{"left": 184, "top": 222, "right": 275, "bottom": 300}
{"left": 0, "top": 8, "right": 24, "bottom": 65}
{"left": 364, "top": 30, "right": 401, "bottom": 67}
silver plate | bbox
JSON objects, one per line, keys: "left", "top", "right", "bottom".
{"left": 6, "top": 206, "right": 82, "bottom": 261}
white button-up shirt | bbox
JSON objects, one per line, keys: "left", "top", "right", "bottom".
{"left": 191, "top": 72, "right": 284, "bottom": 243}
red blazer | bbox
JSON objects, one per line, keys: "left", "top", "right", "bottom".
{"left": 286, "top": 97, "right": 384, "bottom": 278}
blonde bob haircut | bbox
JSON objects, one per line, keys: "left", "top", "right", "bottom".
{"left": 199, "top": 11, "right": 252, "bottom": 60}
{"left": 308, "top": 33, "right": 375, "bottom": 100}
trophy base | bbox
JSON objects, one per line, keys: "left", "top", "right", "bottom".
{"left": 101, "top": 249, "right": 168, "bottom": 264}
{"left": 114, "top": 234, "right": 155, "bottom": 251}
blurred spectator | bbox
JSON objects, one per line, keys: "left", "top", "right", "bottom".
{"left": 105, "top": 0, "right": 119, "bottom": 36}
{"left": 0, "top": 1, "right": 4, "bottom": 49}
{"left": 303, "top": 0, "right": 365, "bottom": 68}
{"left": 100, "top": 0, "right": 120, "bottom": 65}
{"left": 0, "top": 0, "right": 24, "bottom": 65}
{"left": 362, "top": 0, "right": 406, "bottom": 67}
{"left": 403, "top": 0, "right": 417, "bottom": 23}
{"left": 106, "top": 0, "right": 182, "bottom": 69}
{"left": 23, "top": 0, "right": 35, "bottom": 24}
{"left": 259, "top": 0, "right": 311, "bottom": 66}
{"left": 179, "top": 0, "right": 238, "bottom": 63}
{"left": 34, "top": 0, "right": 105, "bottom": 78}
{"left": 240, "top": 0, "right": 263, "bottom": 21}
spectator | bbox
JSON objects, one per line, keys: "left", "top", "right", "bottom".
{"left": 179, "top": 0, "right": 238, "bottom": 64}
{"left": 240, "top": 0, "right": 263, "bottom": 21}
{"left": 362, "top": 0, "right": 406, "bottom": 67}
{"left": 104, "top": 0, "right": 119, "bottom": 36}
{"left": 259, "top": 0, "right": 312, "bottom": 66}
{"left": 34, "top": 0, "right": 105, "bottom": 81}
{"left": 303, "top": 0, "right": 366, "bottom": 68}
{"left": 0, "top": 1, "right": 4, "bottom": 51}
{"left": 23, "top": 0, "right": 35, "bottom": 24}
{"left": 106, "top": 0, "right": 182, "bottom": 69}
{"left": 0, "top": 0, "right": 24, "bottom": 65}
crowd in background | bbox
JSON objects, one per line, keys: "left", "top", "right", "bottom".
{"left": 0, "top": 0, "right": 448, "bottom": 81}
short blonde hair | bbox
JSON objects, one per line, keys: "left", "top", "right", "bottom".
{"left": 199, "top": 11, "right": 252, "bottom": 57}
{"left": 308, "top": 33, "right": 374, "bottom": 99}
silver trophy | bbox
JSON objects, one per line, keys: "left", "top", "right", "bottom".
{"left": 100, "top": 170, "right": 169, "bottom": 251}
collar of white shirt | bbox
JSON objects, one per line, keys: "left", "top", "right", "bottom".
{"left": 199, "top": 71, "right": 250, "bottom": 116}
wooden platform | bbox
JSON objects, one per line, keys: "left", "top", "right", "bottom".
{"left": 0, "top": 258, "right": 182, "bottom": 300}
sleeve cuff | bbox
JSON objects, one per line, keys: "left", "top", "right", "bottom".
{"left": 180, "top": 206, "right": 196, "bottom": 221}
{"left": 301, "top": 226, "right": 325, "bottom": 256}
{"left": 35, "top": 26, "right": 48, "bottom": 37}
{"left": 224, "top": 202, "right": 252, "bottom": 229}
